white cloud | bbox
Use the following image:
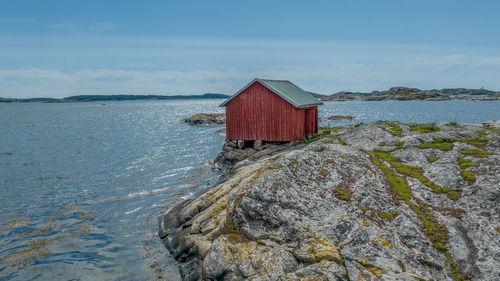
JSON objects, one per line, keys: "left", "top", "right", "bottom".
{"left": 1, "top": 37, "right": 499, "bottom": 97}
{"left": 0, "top": 69, "right": 253, "bottom": 97}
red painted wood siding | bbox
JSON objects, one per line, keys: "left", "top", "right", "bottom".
{"left": 225, "top": 81, "right": 318, "bottom": 141}
{"left": 305, "top": 108, "right": 317, "bottom": 135}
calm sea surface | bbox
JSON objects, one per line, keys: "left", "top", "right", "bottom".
{"left": 1, "top": 99, "right": 499, "bottom": 280}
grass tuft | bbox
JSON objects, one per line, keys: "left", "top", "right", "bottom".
{"left": 415, "top": 138, "right": 454, "bottom": 151}
{"left": 303, "top": 135, "right": 323, "bottom": 144}
{"left": 457, "top": 157, "right": 476, "bottom": 169}
{"left": 461, "top": 171, "right": 476, "bottom": 184}
{"left": 371, "top": 149, "right": 453, "bottom": 198}
{"left": 458, "top": 137, "right": 492, "bottom": 147}
{"left": 484, "top": 127, "right": 500, "bottom": 133}
{"left": 427, "top": 156, "right": 439, "bottom": 163}
{"left": 460, "top": 148, "right": 488, "bottom": 158}
{"left": 389, "top": 125, "right": 403, "bottom": 136}
{"left": 319, "top": 126, "right": 343, "bottom": 134}
{"left": 408, "top": 122, "right": 441, "bottom": 134}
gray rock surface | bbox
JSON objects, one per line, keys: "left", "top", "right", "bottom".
{"left": 183, "top": 113, "right": 225, "bottom": 126}
{"left": 327, "top": 115, "right": 355, "bottom": 122}
{"left": 160, "top": 121, "right": 499, "bottom": 281}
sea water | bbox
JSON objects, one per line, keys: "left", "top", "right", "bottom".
{"left": 0, "top": 99, "right": 499, "bottom": 280}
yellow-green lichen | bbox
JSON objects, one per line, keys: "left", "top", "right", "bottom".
{"left": 332, "top": 185, "right": 352, "bottom": 201}
{"left": 318, "top": 169, "right": 330, "bottom": 177}
{"left": 371, "top": 236, "right": 394, "bottom": 248}
{"left": 378, "top": 211, "right": 399, "bottom": 221}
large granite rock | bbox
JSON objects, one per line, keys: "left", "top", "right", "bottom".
{"left": 160, "top": 121, "right": 499, "bottom": 281}
{"left": 183, "top": 113, "right": 225, "bottom": 126}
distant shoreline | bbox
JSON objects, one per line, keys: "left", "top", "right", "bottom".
{"left": 3, "top": 86, "right": 500, "bottom": 103}
{"left": 309, "top": 86, "right": 500, "bottom": 101}
{"left": 0, "top": 93, "right": 230, "bottom": 103}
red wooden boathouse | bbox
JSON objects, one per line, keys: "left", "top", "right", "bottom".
{"left": 220, "top": 78, "right": 323, "bottom": 142}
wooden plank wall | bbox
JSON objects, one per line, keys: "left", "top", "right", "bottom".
{"left": 225, "top": 81, "right": 318, "bottom": 141}
{"left": 304, "top": 108, "right": 318, "bottom": 135}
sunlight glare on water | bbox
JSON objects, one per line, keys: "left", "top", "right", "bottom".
{"left": 0, "top": 99, "right": 499, "bottom": 280}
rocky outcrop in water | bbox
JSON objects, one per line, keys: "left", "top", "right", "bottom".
{"left": 327, "top": 115, "right": 355, "bottom": 122}
{"left": 160, "top": 121, "right": 499, "bottom": 281}
{"left": 183, "top": 113, "right": 225, "bottom": 126}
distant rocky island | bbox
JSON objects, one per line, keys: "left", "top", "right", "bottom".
{"left": 310, "top": 87, "right": 500, "bottom": 101}
{"left": 0, "top": 93, "right": 230, "bottom": 103}
{"left": 3, "top": 87, "right": 500, "bottom": 103}
{"left": 160, "top": 121, "right": 499, "bottom": 281}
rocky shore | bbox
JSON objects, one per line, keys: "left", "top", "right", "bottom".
{"left": 183, "top": 113, "right": 226, "bottom": 126}
{"left": 159, "top": 121, "right": 499, "bottom": 280}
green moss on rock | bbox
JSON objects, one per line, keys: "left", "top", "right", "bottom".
{"left": 457, "top": 157, "right": 476, "bottom": 169}
{"left": 408, "top": 123, "right": 441, "bottom": 134}
{"left": 461, "top": 171, "right": 476, "bottom": 184}
{"left": 378, "top": 211, "right": 399, "bottom": 221}
{"left": 458, "top": 137, "right": 492, "bottom": 147}
{"left": 460, "top": 148, "right": 488, "bottom": 158}
{"left": 415, "top": 138, "right": 454, "bottom": 151}
{"left": 371, "top": 149, "right": 454, "bottom": 199}
{"left": 427, "top": 156, "right": 439, "bottom": 163}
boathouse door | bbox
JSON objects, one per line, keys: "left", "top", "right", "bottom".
{"left": 305, "top": 108, "right": 316, "bottom": 136}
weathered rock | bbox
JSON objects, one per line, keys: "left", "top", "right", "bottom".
{"left": 483, "top": 120, "right": 500, "bottom": 128}
{"left": 160, "top": 121, "right": 500, "bottom": 281}
{"left": 212, "top": 139, "right": 299, "bottom": 171}
{"left": 327, "top": 115, "right": 355, "bottom": 122}
{"left": 183, "top": 113, "right": 225, "bottom": 126}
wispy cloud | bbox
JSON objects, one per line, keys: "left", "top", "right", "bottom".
{"left": 1, "top": 37, "right": 499, "bottom": 98}
{"left": 0, "top": 69, "right": 251, "bottom": 97}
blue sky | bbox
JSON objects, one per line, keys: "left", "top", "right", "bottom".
{"left": 1, "top": 0, "right": 499, "bottom": 98}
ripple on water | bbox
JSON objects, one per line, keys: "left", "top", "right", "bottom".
{"left": 1, "top": 100, "right": 499, "bottom": 280}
